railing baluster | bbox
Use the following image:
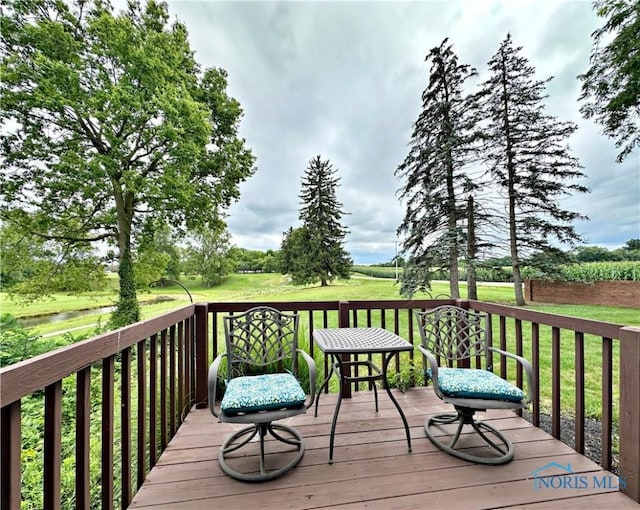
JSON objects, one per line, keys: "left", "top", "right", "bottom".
{"left": 1, "top": 400, "right": 21, "bottom": 510}
{"left": 601, "top": 336, "right": 613, "bottom": 470}
{"left": 575, "top": 332, "right": 585, "bottom": 454}
{"left": 177, "top": 322, "right": 185, "bottom": 426}
{"left": 160, "top": 329, "right": 168, "bottom": 450}
{"left": 551, "top": 327, "right": 561, "bottom": 439}
{"left": 185, "top": 318, "right": 193, "bottom": 408}
{"left": 212, "top": 309, "right": 219, "bottom": 362}
{"left": 149, "top": 334, "right": 158, "bottom": 468}
{"left": 44, "top": 381, "right": 62, "bottom": 510}
{"left": 531, "top": 322, "right": 540, "bottom": 427}
{"left": 194, "top": 304, "right": 209, "bottom": 409}
{"left": 308, "top": 310, "right": 315, "bottom": 358}
{"left": 170, "top": 325, "right": 177, "bottom": 437}
{"left": 499, "top": 316, "right": 507, "bottom": 379}
{"left": 486, "top": 313, "right": 493, "bottom": 371}
{"left": 76, "top": 367, "right": 91, "bottom": 510}
{"left": 101, "top": 355, "right": 115, "bottom": 510}
{"left": 515, "top": 319, "right": 523, "bottom": 416}
{"left": 137, "top": 340, "right": 147, "bottom": 489}
{"left": 121, "top": 347, "right": 132, "bottom": 508}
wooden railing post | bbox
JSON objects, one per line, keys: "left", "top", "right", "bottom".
{"left": 1, "top": 400, "right": 21, "bottom": 510}
{"left": 619, "top": 326, "right": 640, "bottom": 502}
{"left": 194, "top": 304, "right": 209, "bottom": 409}
{"left": 338, "top": 301, "right": 352, "bottom": 398}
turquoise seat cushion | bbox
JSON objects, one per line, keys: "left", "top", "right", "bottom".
{"left": 221, "top": 373, "right": 306, "bottom": 415}
{"left": 437, "top": 368, "right": 526, "bottom": 403}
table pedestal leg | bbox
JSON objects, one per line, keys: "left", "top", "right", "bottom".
{"left": 382, "top": 352, "right": 412, "bottom": 453}
{"left": 328, "top": 354, "right": 343, "bottom": 464}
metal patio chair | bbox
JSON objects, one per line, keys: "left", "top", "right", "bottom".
{"left": 415, "top": 305, "right": 533, "bottom": 465}
{"left": 208, "top": 306, "right": 316, "bottom": 482}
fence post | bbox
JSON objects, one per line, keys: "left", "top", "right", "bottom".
{"left": 619, "top": 326, "right": 640, "bottom": 502}
{"left": 194, "top": 304, "right": 209, "bottom": 409}
{"left": 337, "top": 301, "right": 352, "bottom": 399}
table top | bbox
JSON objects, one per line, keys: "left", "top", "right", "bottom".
{"left": 313, "top": 327, "right": 413, "bottom": 354}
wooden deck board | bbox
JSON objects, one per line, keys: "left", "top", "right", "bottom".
{"left": 128, "top": 389, "right": 636, "bottom": 509}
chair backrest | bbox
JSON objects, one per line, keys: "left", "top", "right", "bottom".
{"left": 223, "top": 306, "right": 300, "bottom": 379}
{"left": 415, "top": 305, "right": 488, "bottom": 368}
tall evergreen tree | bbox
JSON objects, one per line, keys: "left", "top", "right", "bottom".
{"left": 478, "top": 34, "right": 589, "bottom": 305}
{"left": 295, "top": 155, "right": 351, "bottom": 286}
{"left": 396, "top": 39, "right": 480, "bottom": 298}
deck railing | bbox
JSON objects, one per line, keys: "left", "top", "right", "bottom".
{"left": 1, "top": 306, "right": 197, "bottom": 509}
{"left": 1, "top": 299, "right": 639, "bottom": 508}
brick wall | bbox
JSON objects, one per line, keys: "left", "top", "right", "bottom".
{"left": 524, "top": 280, "right": 640, "bottom": 308}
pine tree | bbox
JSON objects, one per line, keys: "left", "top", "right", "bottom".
{"left": 396, "top": 39, "right": 480, "bottom": 298}
{"left": 478, "top": 34, "right": 589, "bottom": 305}
{"left": 295, "top": 156, "right": 351, "bottom": 286}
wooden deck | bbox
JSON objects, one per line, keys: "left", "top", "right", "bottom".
{"left": 128, "top": 389, "right": 638, "bottom": 509}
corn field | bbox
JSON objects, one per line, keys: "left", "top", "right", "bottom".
{"left": 353, "top": 261, "right": 640, "bottom": 282}
{"left": 555, "top": 261, "right": 640, "bottom": 282}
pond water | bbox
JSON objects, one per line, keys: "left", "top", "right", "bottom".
{"left": 18, "top": 297, "right": 176, "bottom": 328}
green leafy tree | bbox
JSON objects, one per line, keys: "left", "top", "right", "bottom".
{"left": 579, "top": 0, "right": 640, "bottom": 163}
{"left": 183, "top": 228, "right": 232, "bottom": 287}
{"left": 573, "top": 245, "right": 621, "bottom": 262}
{"left": 296, "top": 156, "right": 352, "bottom": 286}
{"left": 396, "top": 39, "right": 480, "bottom": 298}
{"left": 478, "top": 34, "right": 589, "bottom": 305}
{"left": 280, "top": 226, "right": 316, "bottom": 285}
{"left": 0, "top": 0, "right": 255, "bottom": 327}
{"left": 624, "top": 238, "right": 640, "bottom": 251}
{"left": 261, "top": 250, "right": 280, "bottom": 273}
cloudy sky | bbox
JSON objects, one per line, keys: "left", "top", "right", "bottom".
{"left": 164, "top": 0, "right": 638, "bottom": 264}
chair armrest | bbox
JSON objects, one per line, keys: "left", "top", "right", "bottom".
{"left": 297, "top": 348, "right": 317, "bottom": 409}
{"left": 208, "top": 353, "right": 227, "bottom": 419}
{"left": 488, "top": 347, "right": 534, "bottom": 404}
{"left": 417, "top": 344, "right": 444, "bottom": 400}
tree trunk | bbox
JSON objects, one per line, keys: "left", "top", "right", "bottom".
{"left": 500, "top": 54, "right": 525, "bottom": 306}
{"left": 466, "top": 196, "right": 478, "bottom": 300}
{"left": 111, "top": 187, "right": 140, "bottom": 327}
{"left": 507, "top": 168, "right": 525, "bottom": 305}
{"left": 446, "top": 159, "right": 460, "bottom": 299}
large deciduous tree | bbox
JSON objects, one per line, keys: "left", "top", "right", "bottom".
{"left": 579, "top": 0, "right": 640, "bottom": 163}
{"left": 478, "top": 34, "right": 588, "bottom": 305}
{"left": 287, "top": 156, "right": 351, "bottom": 286}
{"left": 0, "top": 0, "right": 255, "bottom": 326}
{"left": 396, "top": 39, "right": 480, "bottom": 299}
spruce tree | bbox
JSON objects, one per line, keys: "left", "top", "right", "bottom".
{"left": 296, "top": 156, "right": 351, "bottom": 286}
{"left": 478, "top": 34, "right": 589, "bottom": 305}
{"left": 396, "top": 39, "right": 480, "bottom": 298}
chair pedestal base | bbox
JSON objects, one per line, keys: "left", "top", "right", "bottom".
{"left": 425, "top": 408, "right": 514, "bottom": 465}
{"left": 219, "top": 422, "right": 305, "bottom": 482}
